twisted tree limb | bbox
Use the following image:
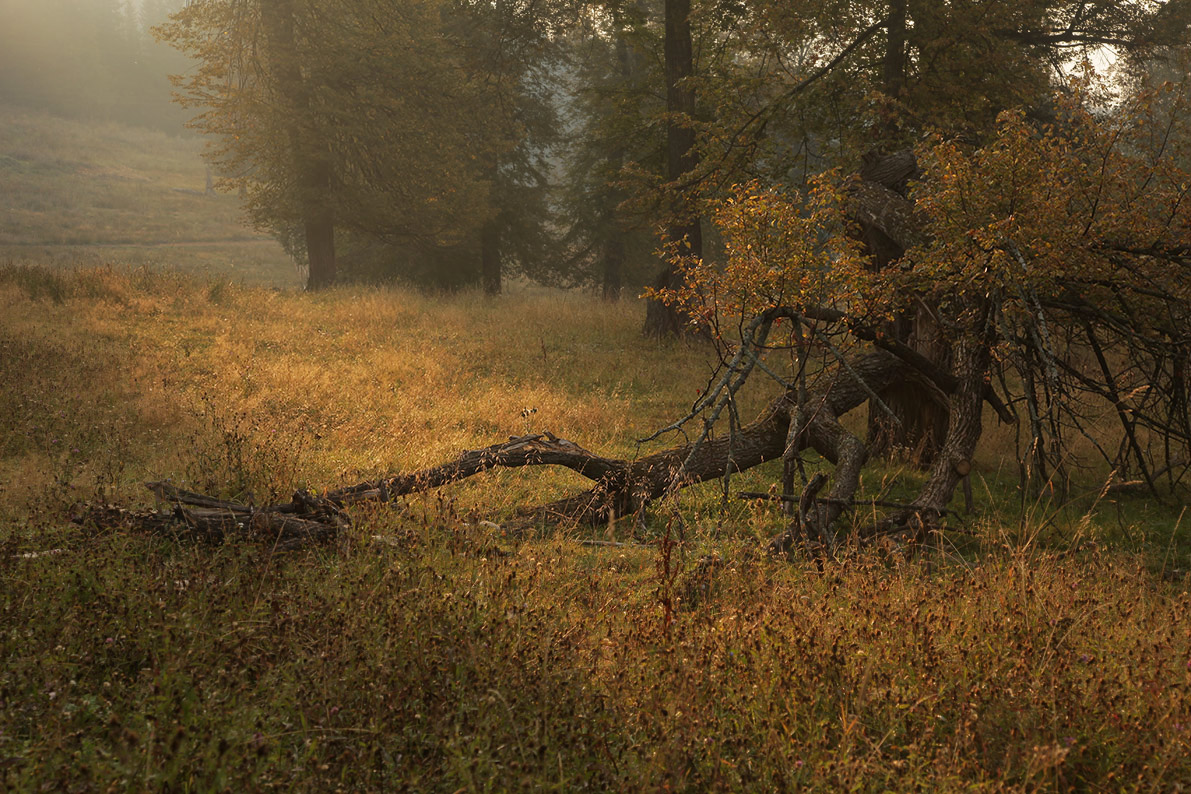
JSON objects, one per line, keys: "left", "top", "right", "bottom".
{"left": 78, "top": 350, "right": 920, "bottom": 551}
{"left": 79, "top": 317, "right": 1016, "bottom": 554}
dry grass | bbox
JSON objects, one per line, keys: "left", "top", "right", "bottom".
{"left": 0, "top": 265, "right": 734, "bottom": 522}
{"left": 0, "top": 104, "right": 297, "bottom": 285}
{"left": 2, "top": 265, "right": 1190, "bottom": 791}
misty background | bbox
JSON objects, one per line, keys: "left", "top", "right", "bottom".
{"left": 0, "top": 0, "right": 191, "bottom": 133}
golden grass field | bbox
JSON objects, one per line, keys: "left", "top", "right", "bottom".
{"left": 2, "top": 107, "right": 1191, "bottom": 791}
{"left": 1, "top": 264, "right": 1189, "bottom": 791}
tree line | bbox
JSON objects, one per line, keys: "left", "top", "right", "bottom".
{"left": 155, "top": 1, "right": 1190, "bottom": 310}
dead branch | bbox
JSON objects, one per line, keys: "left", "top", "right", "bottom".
{"left": 79, "top": 347, "right": 919, "bottom": 551}
{"left": 328, "top": 432, "right": 626, "bottom": 504}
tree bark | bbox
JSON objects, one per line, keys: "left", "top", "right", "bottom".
{"left": 865, "top": 302, "right": 951, "bottom": 462}
{"left": 481, "top": 218, "right": 501, "bottom": 296}
{"left": 645, "top": 0, "right": 702, "bottom": 338}
{"left": 643, "top": 263, "right": 692, "bottom": 337}
{"left": 852, "top": 149, "right": 950, "bottom": 465}
{"left": 853, "top": 6, "right": 949, "bottom": 463}
{"left": 906, "top": 335, "right": 989, "bottom": 518}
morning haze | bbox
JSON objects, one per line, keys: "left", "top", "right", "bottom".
{"left": 3, "top": 1, "right": 1191, "bottom": 789}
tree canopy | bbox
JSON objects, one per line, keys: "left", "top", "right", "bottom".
{"left": 644, "top": 70, "right": 1191, "bottom": 549}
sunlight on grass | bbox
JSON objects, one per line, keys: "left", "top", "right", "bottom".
{"left": 1, "top": 264, "right": 1189, "bottom": 790}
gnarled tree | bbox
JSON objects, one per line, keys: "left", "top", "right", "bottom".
{"left": 90, "top": 69, "right": 1191, "bottom": 559}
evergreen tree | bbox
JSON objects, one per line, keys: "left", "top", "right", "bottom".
{"left": 558, "top": 3, "right": 662, "bottom": 299}
{"left": 449, "top": 0, "right": 568, "bottom": 295}
{"left": 157, "top": 0, "right": 499, "bottom": 289}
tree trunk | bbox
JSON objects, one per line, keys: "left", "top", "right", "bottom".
{"left": 481, "top": 218, "right": 501, "bottom": 296}
{"left": 304, "top": 158, "right": 336, "bottom": 290}
{"left": 866, "top": 302, "right": 951, "bottom": 462}
{"left": 910, "top": 335, "right": 989, "bottom": 515}
{"left": 847, "top": 11, "right": 951, "bottom": 464}
{"left": 89, "top": 328, "right": 1023, "bottom": 554}
{"left": 645, "top": 0, "right": 701, "bottom": 338}
{"left": 305, "top": 213, "right": 336, "bottom": 290}
{"left": 261, "top": 0, "right": 336, "bottom": 291}
{"left": 515, "top": 350, "right": 904, "bottom": 529}
{"left": 643, "top": 263, "right": 689, "bottom": 337}
{"left": 603, "top": 233, "right": 624, "bottom": 301}
{"left": 883, "top": 0, "right": 907, "bottom": 98}
{"left": 664, "top": 0, "right": 698, "bottom": 205}
{"left": 601, "top": 32, "right": 635, "bottom": 304}
{"left": 853, "top": 147, "right": 949, "bottom": 465}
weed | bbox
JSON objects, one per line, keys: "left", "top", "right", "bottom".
{"left": 0, "top": 262, "right": 70, "bottom": 302}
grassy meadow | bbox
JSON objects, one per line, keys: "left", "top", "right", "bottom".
{"left": 0, "top": 105, "right": 298, "bottom": 286}
{"left": 1, "top": 263, "right": 1190, "bottom": 792}
{"left": 3, "top": 105, "right": 1191, "bottom": 792}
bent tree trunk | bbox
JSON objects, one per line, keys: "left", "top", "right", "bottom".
{"left": 852, "top": 150, "right": 949, "bottom": 463}
{"left": 512, "top": 351, "right": 904, "bottom": 528}
{"left": 866, "top": 302, "right": 951, "bottom": 462}
{"left": 87, "top": 341, "right": 988, "bottom": 557}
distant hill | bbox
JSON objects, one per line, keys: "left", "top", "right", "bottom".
{"left": 0, "top": 105, "right": 299, "bottom": 286}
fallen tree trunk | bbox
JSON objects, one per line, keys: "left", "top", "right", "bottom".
{"left": 505, "top": 350, "right": 907, "bottom": 530}
{"left": 77, "top": 350, "right": 913, "bottom": 549}
{"left": 328, "top": 432, "right": 626, "bottom": 504}
{"left": 78, "top": 482, "right": 348, "bottom": 552}
{"left": 79, "top": 341, "right": 989, "bottom": 555}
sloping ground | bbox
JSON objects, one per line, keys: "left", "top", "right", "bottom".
{"left": 0, "top": 105, "right": 297, "bottom": 285}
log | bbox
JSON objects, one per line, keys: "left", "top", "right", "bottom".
{"left": 328, "top": 432, "right": 625, "bottom": 504}
{"left": 80, "top": 348, "right": 970, "bottom": 553}
{"left": 79, "top": 481, "right": 349, "bottom": 552}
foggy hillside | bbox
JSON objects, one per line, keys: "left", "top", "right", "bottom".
{"left": 0, "top": 0, "right": 190, "bottom": 132}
